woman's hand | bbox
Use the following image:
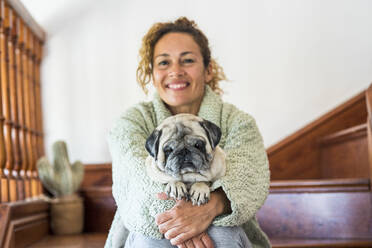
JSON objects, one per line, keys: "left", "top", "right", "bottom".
{"left": 177, "top": 232, "right": 214, "bottom": 248}
{"left": 155, "top": 189, "right": 231, "bottom": 246}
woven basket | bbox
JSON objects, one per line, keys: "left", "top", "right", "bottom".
{"left": 50, "top": 194, "right": 84, "bottom": 235}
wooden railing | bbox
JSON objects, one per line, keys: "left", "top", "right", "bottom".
{"left": 0, "top": 0, "right": 45, "bottom": 203}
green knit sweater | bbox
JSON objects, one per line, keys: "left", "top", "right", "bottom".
{"left": 105, "top": 85, "right": 271, "bottom": 248}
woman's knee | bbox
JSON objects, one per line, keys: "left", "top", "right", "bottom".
{"left": 125, "top": 232, "right": 175, "bottom": 248}
{"left": 207, "top": 225, "right": 252, "bottom": 248}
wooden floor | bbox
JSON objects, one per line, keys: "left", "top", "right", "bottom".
{"left": 29, "top": 233, "right": 107, "bottom": 248}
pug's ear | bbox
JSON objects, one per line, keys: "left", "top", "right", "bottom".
{"left": 199, "top": 120, "right": 221, "bottom": 149}
{"left": 145, "top": 129, "right": 162, "bottom": 158}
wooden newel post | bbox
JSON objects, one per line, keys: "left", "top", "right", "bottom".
{"left": 365, "top": 83, "right": 372, "bottom": 192}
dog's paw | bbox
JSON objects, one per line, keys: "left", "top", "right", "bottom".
{"left": 189, "top": 182, "right": 210, "bottom": 206}
{"left": 165, "top": 182, "right": 187, "bottom": 200}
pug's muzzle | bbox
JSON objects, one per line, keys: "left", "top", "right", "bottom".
{"left": 145, "top": 113, "right": 226, "bottom": 206}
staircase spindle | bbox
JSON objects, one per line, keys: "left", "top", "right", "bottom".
{"left": 15, "top": 17, "right": 26, "bottom": 200}
{"left": 0, "top": 1, "right": 6, "bottom": 203}
{"left": 34, "top": 37, "right": 42, "bottom": 195}
{"left": 28, "top": 31, "right": 38, "bottom": 197}
{"left": 0, "top": 0, "right": 15, "bottom": 202}
{"left": 22, "top": 24, "right": 32, "bottom": 198}
{"left": 6, "top": 6, "right": 19, "bottom": 202}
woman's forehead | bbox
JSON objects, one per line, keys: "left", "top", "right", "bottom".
{"left": 154, "top": 33, "right": 201, "bottom": 57}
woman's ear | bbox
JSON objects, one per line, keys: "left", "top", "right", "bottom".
{"left": 205, "top": 63, "right": 213, "bottom": 83}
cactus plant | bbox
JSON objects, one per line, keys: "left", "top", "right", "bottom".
{"left": 37, "top": 140, "right": 84, "bottom": 197}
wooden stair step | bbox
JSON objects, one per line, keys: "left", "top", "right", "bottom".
{"left": 257, "top": 178, "right": 372, "bottom": 240}
{"left": 269, "top": 178, "right": 370, "bottom": 193}
{"left": 271, "top": 238, "right": 372, "bottom": 248}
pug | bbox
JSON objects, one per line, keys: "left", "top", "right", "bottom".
{"left": 145, "top": 113, "right": 226, "bottom": 206}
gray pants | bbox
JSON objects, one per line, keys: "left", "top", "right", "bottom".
{"left": 125, "top": 225, "right": 252, "bottom": 248}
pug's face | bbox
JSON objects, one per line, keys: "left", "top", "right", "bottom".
{"left": 145, "top": 114, "right": 221, "bottom": 178}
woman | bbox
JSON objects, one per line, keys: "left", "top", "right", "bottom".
{"left": 105, "top": 17, "right": 271, "bottom": 248}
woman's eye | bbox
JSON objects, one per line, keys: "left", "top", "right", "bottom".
{"left": 183, "top": 58, "right": 194, "bottom": 64}
{"left": 158, "top": 60, "right": 169, "bottom": 66}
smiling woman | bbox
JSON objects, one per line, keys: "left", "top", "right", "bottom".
{"left": 105, "top": 17, "right": 271, "bottom": 248}
{"left": 136, "top": 17, "right": 226, "bottom": 97}
{"left": 152, "top": 32, "right": 211, "bottom": 115}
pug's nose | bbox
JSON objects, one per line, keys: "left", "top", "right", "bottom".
{"left": 184, "top": 156, "right": 191, "bottom": 162}
{"left": 179, "top": 149, "right": 189, "bottom": 157}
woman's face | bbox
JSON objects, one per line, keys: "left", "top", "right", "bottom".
{"left": 152, "top": 32, "right": 212, "bottom": 115}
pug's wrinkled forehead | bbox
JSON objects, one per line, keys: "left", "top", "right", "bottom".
{"left": 157, "top": 114, "right": 213, "bottom": 149}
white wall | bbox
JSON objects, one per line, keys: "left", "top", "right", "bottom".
{"left": 22, "top": 0, "right": 372, "bottom": 163}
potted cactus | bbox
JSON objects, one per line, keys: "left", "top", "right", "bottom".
{"left": 37, "top": 140, "right": 84, "bottom": 235}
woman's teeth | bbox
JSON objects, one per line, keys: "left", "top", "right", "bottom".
{"left": 168, "top": 83, "right": 187, "bottom": 89}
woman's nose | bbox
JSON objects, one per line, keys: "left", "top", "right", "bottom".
{"left": 168, "top": 63, "right": 185, "bottom": 77}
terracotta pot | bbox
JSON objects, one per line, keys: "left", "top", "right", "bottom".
{"left": 50, "top": 194, "right": 84, "bottom": 235}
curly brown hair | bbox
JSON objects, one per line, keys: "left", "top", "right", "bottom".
{"left": 136, "top": 17, "right": 227, "bottom": 95}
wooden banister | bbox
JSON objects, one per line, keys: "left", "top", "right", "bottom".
{"left": 0, "top": 0, "right": 45, "bottom": 203}
{"left": 6, "top": 0, "right": 45, "bottom": 42}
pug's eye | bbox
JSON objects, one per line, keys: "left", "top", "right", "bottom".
{"left": 194, "top": 141, "right": 204, "bottom": 150}
{"left": 163, "top": 147, "right": 173, "bottom": 157}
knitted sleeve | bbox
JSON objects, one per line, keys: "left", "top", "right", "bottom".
{"left": 107, "top": 105, "right": 174, "bottom": 239}
{"left": 210, "top": 104, "right": 270, "bottom": 226}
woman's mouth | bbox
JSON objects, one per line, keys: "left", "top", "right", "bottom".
{"left": 167, "top": 82, "right": 190, "bottom": 90}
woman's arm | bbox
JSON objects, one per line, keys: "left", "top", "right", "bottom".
{"left": 211, "top": 104, "right": 270, "bottom": 226}
{"left": 108, "top": 105, "right": 174, "bottom": 239}
{"left": 155, "top": 105, "right": 270, "bottom": 244}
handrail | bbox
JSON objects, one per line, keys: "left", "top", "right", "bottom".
{"left": 6, "top": 0, "right": 45, "bottom": 42}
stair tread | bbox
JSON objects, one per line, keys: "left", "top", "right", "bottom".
{"left": 271, "top": 238, "right": 372, "bottom": 248}
{"left": 270, "top": 177, "right": 370, "bottom": 193}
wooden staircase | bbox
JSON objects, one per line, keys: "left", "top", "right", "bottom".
{"left": 259, "top": 84, "right": 372, "bottom": 247}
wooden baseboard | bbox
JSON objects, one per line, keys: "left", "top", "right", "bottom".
{"left": 0, "top": 199, "right": 50, "bottom": 248}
